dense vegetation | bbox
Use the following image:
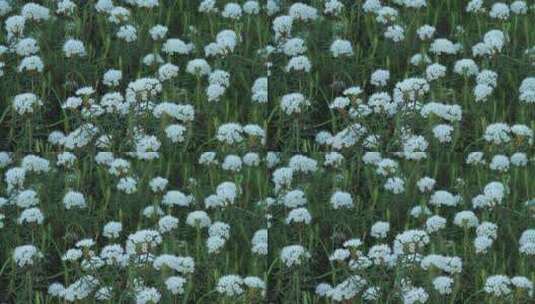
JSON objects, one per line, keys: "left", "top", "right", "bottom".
{"left": 0, "top": 1, "right": 533, "bottom": 303}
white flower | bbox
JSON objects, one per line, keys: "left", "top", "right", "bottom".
{"left": 198, "top": 152, "right": 218, "bottom": 166}
{"left": 483, "top": 123, "right": 511, "bottom": 144}
{"left": 280, "top": 93, "right": 310, "bottom": 114}
{"left": 324, "top": 152, "right": 344, "bottom": 167}
{"left": 393, "top": 229, "right": 430, "bottom": 255}
{"left": 421, "top": 255, "right": 463, "bottom": 274}
{"left": 324, "top": 0, "right": 344, "bottom": 15}
{"left": 371, "top": 69, "right": 390, "bottom": 87}
{"left": 393, "top": 78, "right": 429, "bottom": 104}
{"left": 343, "top": 238, "right": 363, "bottom": 249}
{"left": 243, "top": 1, "right": 260, "bottom": 14}
{"left": 417, "top": 25, "right": 435, "bottom": 40}
{"left": 371, "top": 221, "right": 390, "bottom": 238}
{"left": 425, "top": 215, "right": 447, "bottom": 233}
{"left": 433, "top": 276, "right": 453, "bottom": 295}
{"left": 510, "top": 1, "right": 528, "bottom": 14}
{"left": 376, "top": 7, "right": 398, "bottom": 24}
{"left": 384, "top": 25, "right": 405, "bottom": 42}
{"left": 57, "top": 152, "right": 77, "bottom": 167}
{"left": 272, "top": 15, "right": 293, "bottom": 39}
{"left": 433, "top": 124, "right": 454, "bottom": 143}
{"left": 430, "top": 190, "right": 461, "bottom": 207}
{"left": 453, "top": 211, "right": 479, "bottom": 228}
{"left": 13, "top": 245, "right": 43, "bottom": 267}
{"left": 186, "top": 59, "right": 211, "bottom": 76}
{"left": 316, "top": 283, "right": 333, "bottom": 296}
{"left": 289, "top": 155, "right": 317, "bottom": 173}
{"left": 420, "top": 102, "right": 462, "bottom": 122}
{"left": 209, "top": 70, "right": 231, "bottom": 87}
{"left": 103, "top": 221, "right": 122, "bottom": 239}
{"left": 116, "top": 25, "right": 137, "bottom": 42}
{"left": 158, "top": 63, "right": 179, "bottom": 81}
{"left": 426, "top": 63, "right": 447, "bottom": 81}
{"left": 251, "top": 229, "right": 267, "bottom": 255}
{"left": 162, "top": 190, "right": 193, "bottom": 207}
{"left": 222, "top": 155, "right": 242, "bottom": 172}
{"left": 165, "top": 276, "right": 187, "bottom": 295}
{"left": 454, "top": 59, "right": 479, "bottom": 76}
{"left": 410, "top": 53, "right": 431, "bottom": 66}
{"left": 186, "top": 211, "right": 211, "bottom": 228}
{"left": 5, "top": 15, "right": 25, "bottom": 36}
{"left": 126, "top": 229, "right": 162, "bottom": 255}
{"left": 221, "top": 3, "right": 242, "bottom": 19}
{"left": 0, "top": 0, "right": 12, "bottom": 16}
{"left": 330, "top": 191, "right": 354, "bottom": 209}
{"left": 18, "top": 55, "right": 44, "bottom": 73}
{"left": 48, "top": 282, "right": 66, "bottom": 297}
{"left": 149, "top": 25, "right": 167, "bottom": 40}
{"left": 511, "top": 276, "right": 533, "bottom": 295}
{"left": 206, "top": 236, "right": 226, "bottom": 254}
{"left": 286, "top": 207, "right": 312, "bottom": 224}
{"left": 430, "top": 38, "right": 460, "bottom": 55}
{"left": 282, "top": 38, "right": 307, "bottom": 56}
{"left": 62, "top": 248, "right": 83, "bottom": 262}
{"left": 117, "top": 176, "right": 138, "bottom": 194}
{"left": 510, "top": 152, "right": 528, "bottom": 166}
{"left": 213, "top": 182, "right": 238, "bottom": 205}
{"left": 153, "top": 255, "right": 194, "bottom": 274}
{"left": 22, "top": 3, "right": 50, "bottom": 21}
{"left": 216, "top": 275, "right": 244, "bottom": 296}
{"left": 18, "top": 207, "right": 44, "bottom": 225}
{"left": 102, "top": 69, "right": 122, "bottom": 87}
{"left": 216, "top": 123, "right": 243, "bottom": 145}
{"left": 158, "top": 215, "right": 179, "bottom": 233}
{"left": 198, "top": 0, "right": 218, "bottom": 13}
{"left": 15, "top": 38, "right": 39, "bottom": 56}
{"left": 162, "top": 38, "right": 194, "bottom": 55}
{"left": 474, "top": 236, "right": 493, "bottom": 254}
{"left": 489, "top": 3, "right": 510, "bottom": 20}
{"left": 243, "top": 152, "right": 260, "bottom": 166}
{"left": 15, "top": 190, "right": 39, "bottom": 208}
{"left": 402, "top": 287, "right": 428, "bottom": 304}
{"left": 63, "top": 275, "right": 98, "bottom": 301}
{"left": 484, "top": 275, "right": 511, "bottom": 297}
{"left": 280, "top": 245, "right": 310, "bottom": 267}
{"left": 477, "top": 222, "right": 498, "bottom": 239}
{"left": 63, "top": 39, "right": 86, "bottom": 57}
{"left": 149, "top": 177, "right": 168, "bottom": 193}
{"left": 285, "top": 55, "right": 312, "bottom": 73}
{"left": 489, "top": 154, "right": 510, "bottom": 172}
{"left": 363, "top": 0, "right": 381, "bottom": 13}
{"left": 327, "top": 275, "right": 367, "bottom": 301}
{"left": 6, "top": 167, "right": 27, "bottom": 192}
{"left": 288, "top": 3, "right": 318, "bottom": 21}
{"left": 13, "top": 92, "right": 44, "bottom": 115}
{"left": 63, "top": 191, "right": 87, "bottom": 209}
{"left": 474, "top": 84, "right": 493, "bottom": 102}
{"left": 466, "top": 0, "right": 484, "bottom": 13}
{"left": 209, "top": 222, "right": 231, "bottom": 239}
{"left": 417, "top": 177, "right": 436, "bottom": 192}
{"left": 330, "top": 39, "right": 353, "bottom": 57}
{"left": 281, "top": 189, "right": 307, "bottom": 208}
{"left": 135, "top": 287, "right": 161, "bottom": 304}
{"left": 164, "top": 124, "right": 187, "bottom": 143}
{"left": 384, "top": 177, "right": 405, "bottom": 194}
{"left": 126, "top": 77, "right": 162, "bottom": 103}
{"left": 244, "top": 276, "right": 265, "bottom": 292}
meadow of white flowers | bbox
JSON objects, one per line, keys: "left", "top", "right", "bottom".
{"left": 0, "top": 0, "right": 533, "bottom": 303}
